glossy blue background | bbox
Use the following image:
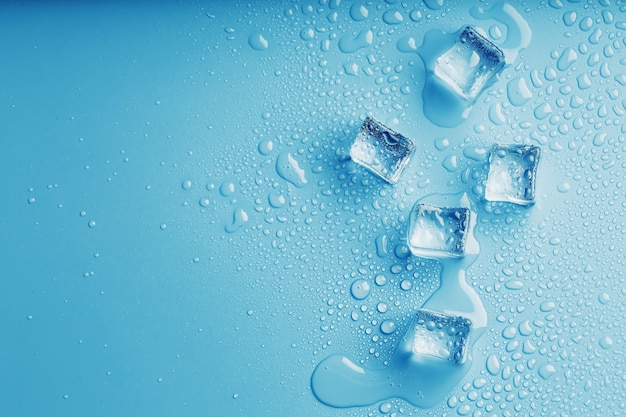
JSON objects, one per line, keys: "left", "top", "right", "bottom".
{"left": 2, "top": 1, "right": 625, "bottom": 416}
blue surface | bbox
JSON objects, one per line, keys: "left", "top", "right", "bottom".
{"left": 2, "top": 1, "right": 626, "bottom": 416}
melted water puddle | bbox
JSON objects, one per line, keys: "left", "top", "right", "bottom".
{"left": 312, "top": 193, "right": 487, "bottom": 408}
{"left": 397, "top": 2, "right": 532, "bottom": 127}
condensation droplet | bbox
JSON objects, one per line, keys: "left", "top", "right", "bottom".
{"left": 350, "top": 279, "right": 371, "bottom": 300}
{"left": 248, "top": 32, "right": 269, "bottom": 50}
{"left": 486, "top": 354, "right": 501, "bottom": 375}
{"left": 380, "top": 320, "right": 396, "bottom": 334}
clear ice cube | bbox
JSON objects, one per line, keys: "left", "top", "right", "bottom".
{"left": 434, "top": 26, "right": 505, "bottom": 101}
{"left": 350, "top": 117, "right": 415, "bottom": 184}
{"left": 405, "top": 309, "right": 472, "bottom": 365}
{"left": 407, "top": 203, "right": 470, "bottom": 259}
{"left": 485, "top": 144, "right": 541, "bottom": 205}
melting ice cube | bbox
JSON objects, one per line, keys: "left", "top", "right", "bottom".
{"left": 485, "top": 144, "right": 541, "bottom": 205}
{"left": 402, "top": 309, "right": 472, "bottom": 365}
{"left": 434, "top": 26, "right": 505, "bottom": 101}
{"left": 350, "top": 117, "right": 415, "bottom": 184}
{"left": 407, "top": 203, "right": 470, "bottom": 259}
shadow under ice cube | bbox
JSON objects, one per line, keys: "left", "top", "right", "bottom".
{"left": 435, "top": 26, "right": 505, "bottom": 101}
{"left": 350, "top": 117, "right": 415, "bottom": 184}
{"left": 485, "top": 144, "right": 541, "bottom": 206}
{"left": 407, "top": 203, "right": 470, "bottom": 259}
{"left": 402, "top": 309, "right": 472, "bottom": 365}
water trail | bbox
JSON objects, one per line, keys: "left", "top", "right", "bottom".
{"left": 311, "top": 193, "right": 486, "bottom": 408}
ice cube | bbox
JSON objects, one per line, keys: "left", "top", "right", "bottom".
{"left": 485, "top": 144, "right": 541, "bottom": 205}
{"left": 350, "top": 117, "right": 415, "bottom": 184}
{"left": 404, "top": 309, "right": 472, "bottom": 365}
{"left": 407, "top": 203, "right": 470, "bottom": 259}
{"left": 434, "top": 26, "right": 505, "bottom": 101}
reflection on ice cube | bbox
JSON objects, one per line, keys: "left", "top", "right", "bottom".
{"left": 407, "top": 203, "right": 470, "bottom": 259}
{"left": 434, "top": 26, "right": 505, "bottom": 101}
{"left": 350, "top": 117, "right": 415, "bottom": 184}
{"left": 401, "top": 309, "right": 472, "bottom": 365}
{"left": 485, "top": 144, "right": 541, "bottom": 206}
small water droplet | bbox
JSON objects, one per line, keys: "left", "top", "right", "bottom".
{"left": 220, "top": 181, "right": 236, "bottom": 197}
{"left": 380, "top": 320, "right": 396, "bottom": 335}
{"left": 379, "top": 402, "right": 392, "bottom": 413}
{"left": 349, "top": 2, "right": 369, "bottom": 21}
{"left": 350, "top": 279, "right": 371, "bottom": 300}
{"left": 599, "top": 336, "right": 613, "bottom": 349}
{"left": 276, "top": 152, "right": 308, "bottom": 188}
{"left": 225, "top": 208, "right": 249, "bottom": 233}
{"left": 538, "top": 363, "right": 556, "bottom": 380}
{"left": 258, "top": 139, "right": 274, "bottom": 155}
{"left": 375, "top": 274, "right": 387, "bottom": 286}
{"left": 248, "top": 32, "right": 269, "bottom": 50}
{"left": 486, "top": 354, "right": 501, "bottom": 375}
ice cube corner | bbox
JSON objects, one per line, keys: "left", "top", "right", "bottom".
{"left": 434, "top": 26, "right": 505, "bottom": 101}
{"left": 350, "top": 117, "right": 415, "bottom": 184}
{"left": 485, "top": 144, "right": 541, "bottom": 206}
{"left": 407, "top": 203, "right": 471, "bottom": 259}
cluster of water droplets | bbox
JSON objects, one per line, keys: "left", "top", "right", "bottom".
{"left": 158, "top": 1, "right": 626, "bottom": 415}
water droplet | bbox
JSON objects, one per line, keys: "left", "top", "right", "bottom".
{"left": 338, "top": 30, "right": 373, "bottom": 54}
{"left": 557, "top": 182, "right": 570, "bottom": 193}
{"left": 376, "top": 302, "right": 388, "bottom": 313}
{"left": 27, "top": 197, "right": 36, "bottom": 204}
{"left": 300, "top": 27, "right": 315, "bottom": 41}
{"left": 599, "top": 336, "right": 613, "bottom": 349}
{"left": 579, "top": 16, "right": 593, "bottom": 31}
{"left": 502, "top": 326, "right": 517, "bottom": 339}
{"left": 563, "top": 11, "right": 577, "bottom": 26}
{"left": 380, "top": 320, "right": 396, "bottom": 335}
{"left": 534, "top": 103, "right": 552, "bottom": 120}
{"left": 350, "top": 279, "right": 371, "bottom": 300}
{"left": 248, "top": 32, "right": 269, "bottom": 50}
{"left": 400, "top": 279, "right": 412, "bottom": 291}
{"left": 276, "top": 152, "right": 308, "bottom": 188}
{"left": 374, "top": 274, "right": 387, "bottom": 286}
{"left": 225, "top": 208, "right": 249, "bottom": 233}
{"left": 442, "top": 155, "right": 459, "bottom": 172}
{"left": 88, "top": 220, "right": 96, "bottom": 228}
{"left": 577, "top": 73, "right": 591, "bottom": 90}
{"left": 382, "top": 10, "right": 403, "bottom": 25}
{"left": 504, "top": 280, "right": 523, "bottom": 290}
{"left": 434, "top": 137, "right": 450, "bottom": 151}
{"left": 598, "top": 292, "right": 610, "bottom": 305}
{"left": 258, "top": 139, "right": 274, "bottom": 155}
{"left": 396, "top": 36, "right": 418, "bottom": 53}
{"left": 182, "top": 180, "right": 192, "bottom": 190}
{"left": 379, "top": 402, "right": 392, "bottom": 414}
{"left": 220, "top": 181, "right": 236, "bottom": 197}
{"left": 375, "top": 234, "right": 389, "bottom": 258}
{"left": 538, "top": 364, "right": 556, "bottom": 380}
{"left": 423, "top": 0, "right": 444, "bottom": 10}
{"left": 556, "top": 47, "right": 577, "bottom": 71}
{"left": 268, "top": 192, "right": 286, "bottom": 208}
{"left": 349, "top": 2, "right": 368, "bottom": 21}
{"left": 488, "top": 103, "right": 506, "bottom": 125}
{"left": 486, "top": 354, "right": 501, "bottom": 375}
{"left": 518, "top": 320, "right": 532, "bottom": 336}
